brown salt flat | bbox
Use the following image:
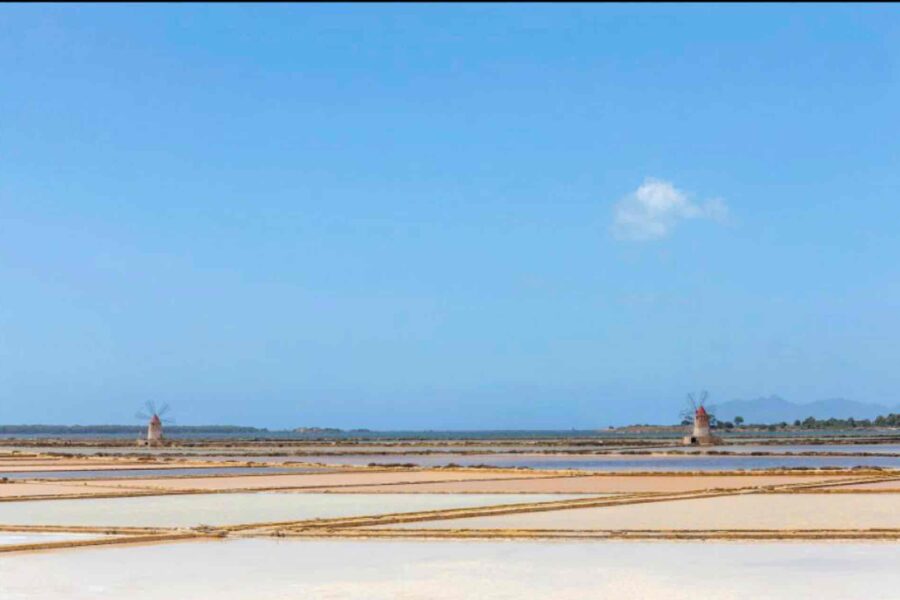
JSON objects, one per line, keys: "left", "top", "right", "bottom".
{"left": 0, "top": 459, "right": 67, "bottom": 465}
{"left": 383, "top": 493, "right": 900, "bottom": 531}
{"left": 823, "top": 479, "right": 900, "bottom": 491}
{"left": 0, "top": 463, "right": 215, "bottom": 473}
{"left": 73, "top": 469, "right": 558, "bottom": 492}
{"left": 0, "top": 458, "right": 179, "bottom": 467}
{"left": 0, "top": 482, "right": 129, "bottom": 499}
{"left": 293, "top": 474, "right": 848, "bottom": 495}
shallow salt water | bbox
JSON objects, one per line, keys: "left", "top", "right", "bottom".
{"left": 0, "top": 493, "right": 579, "bottom": 528}
{"left": 387, "top": 493, "right": 900, "bottom": 531}
{"left": 670, "top": 443, "right": 900, "bottom": 455}
{"left": 9, "top": 454, "right": 900, "bottom": 476}
{"left": 306, "top": 452, "right": 900, "bottom": 471}
{"left": 0, "top": 466, "right": 322, "bottom": 481}
{"left": 0, "top": 532, "right": 108, "bottom": 546}
{"left": 1, "top": 539, "right": 898, "bottom": 599}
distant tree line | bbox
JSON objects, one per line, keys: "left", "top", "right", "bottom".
{"left": 701, "top": 413, "right": 900, "bottom": 430}
{"left": 790, "top": 414, "right": 900, "bottom": 429}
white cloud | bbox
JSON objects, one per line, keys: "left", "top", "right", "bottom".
{"left": 611, "top": 178, "right": 727, "bottom": 241}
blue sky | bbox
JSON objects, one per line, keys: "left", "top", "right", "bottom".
{"left": 2, "top": 5, "right": 899, "bottom": 428}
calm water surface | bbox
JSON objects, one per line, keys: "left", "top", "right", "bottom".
{"left": 0, "top": 466, "right": 322, "bottom": 481}
{"left": 0, "top": 493, "right": 579, "bottom": 528}
{"left": 310, "top": 453, "right": 900, "bottom": 471}
{"left": 1, "top": 539, "right": 897, "bottom": 599}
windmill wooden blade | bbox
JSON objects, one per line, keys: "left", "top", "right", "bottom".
{"left": 686, "top": 393, "right": 697, "bottom": 411}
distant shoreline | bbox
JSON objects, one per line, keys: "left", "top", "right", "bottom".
{"left": 0, "top": 425, "right": 265, "bottom": 434}
{"left": 0, "top": 424, "right": 898, "bottom": 439}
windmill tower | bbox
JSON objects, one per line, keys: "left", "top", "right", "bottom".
{"left": 682, "top": 391, "right": 720, "bottom": 446}
{"left": 692, "top": 404, "right": 711, "bottom": 441}
{"left": 136, "top": 402, "right": 173, "bottom": 447}
{"left": 147, "top": 413, "right": 163, "bottom": 444}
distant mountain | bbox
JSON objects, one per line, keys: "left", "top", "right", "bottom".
{"left": 709, "top": 396, "right": 898, "bottom": 424}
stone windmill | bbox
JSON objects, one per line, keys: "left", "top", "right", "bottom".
{"left": 135, "top": 401, "right": 173, "bottom": 446}
{"left": 681, "top": 391, "right": 720, "bottom": 446}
